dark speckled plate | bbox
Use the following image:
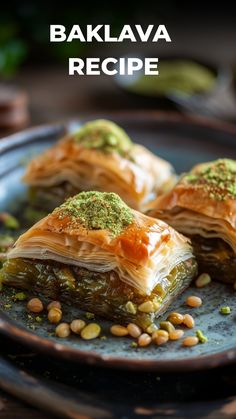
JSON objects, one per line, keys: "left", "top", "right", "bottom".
{"left": 1, "top": 111, "right": 236, "bottom": 372}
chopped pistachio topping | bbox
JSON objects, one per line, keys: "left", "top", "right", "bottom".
{"left": 196, "top": 329, "right": 208, "bottom": 343}
{"left": 184, "top": 159, "right": 236, "bottom": 201}
{"left": 72, "top": 119, "right": 133, "bottom": 156}
{"left": 220, "top": 306, "right": 231, "bottom": 315}
{"left": 35, "top": 316, "right": 43, "bottom": 323}
{"left": 130, "top": 341, "right": 138, "bottom": 348}
{"left": 55, "top": 191, "right": 134, "bottom": 237}
{"left": 85, "top": 312, "right": 95, "bottom": 320}
{"left": 125, "top": 301, "right": 137, "bottom": 314}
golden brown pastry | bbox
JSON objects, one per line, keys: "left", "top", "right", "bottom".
{"left": 0, "top": 191, "right": 196, "bottom": 328}
{"left": 148, "top": 159, "right": 236, "bottom": 283}
{"left": 23, "top": 119, "right": 176, "bottom": 211}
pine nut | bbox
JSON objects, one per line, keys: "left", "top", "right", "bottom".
{"left": 48, "top": 307, "right": 62, "bottom": 324}
{"left": 186, "top": 296, "right": 202, "bottom": 308}
{"left": 182, "top": 336, "right": 199, "bottom": 347}
{"left": 138, "top": 301, "right": 155, "bottom": 313}
{"left": 81, "top": 323, "right": 101, "bottom": 340}
{"left": 70, "top": 319, "right": 86, "bottom": 334}
{"left": 138, "top": 333, "right": 152, "bottom": 347}
{"left": 110, "top": 325, "right": 128, "bottom": 337}
{"left": 152, "top": 329, "right": 169, "bottom": 345}
{"left": 47, "top": 300, "right": 61, "bottom": 311}
{"left": 195, "top": 273, "right": 211, "bottom": 288}
{"left": 167, "top": 312, "right": 184, "bottom": 325}
{"left": 183, "top": 314, "right": 195, "bottom": 328}
{"left": 27, "top": 298, "right": 44, "bottom": 313}
{"left": 127, "top": 323, "right": 142, "bottom": 338}
{"left": 169, "top": 330, "right": 184, "bottom": 340}
{"left": 152, "top": 329, "right": 169, "bottom": 341}
{"left": 55, "top": 323, "right": 70, "bottom": 338}
{"left": 156, "top": 335, "right": 169, "bottom": 345}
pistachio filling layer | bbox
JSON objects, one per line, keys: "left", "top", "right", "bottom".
{"left": 0, "top": 257, "right": 197, "bottom": 328}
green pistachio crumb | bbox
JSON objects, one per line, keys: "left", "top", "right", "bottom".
{"left": 3, "top": 304, "right": 12, "bottom": 309}
{"left": 100, "top": 336, "right": 107, "bottom": 340}
{"left": 55, "top": 191, "right": 134, "bottom": 237}
{"left": 125, "top": 301, "right": 137, "bottom": 315}
{"left": 196, "top": 329, "right": 208, "bottom": 343}
{"left": 27, "top": 314, "right": 33, "bottom": 320}
{"left": 184, "top": 159, "right": 236, "bottom": 201}
{"left": 73, "top": 119, "right": 133, "bottom": 157}
{"left": 85, "top": 312, "right": 95, "bottom": 320}
{"left": 131, "top": 341, "right": 138, "bottom": 348}
{"left": 29, "top": 325, "right": 36, "bottom": 330}
{"left": 12, "top": 292, "right": 27, "bottom": 301}
{"left": 220, "top": 306, "right": 231, "bottom": 315}
{"left": 35, "top": 316, "right": 42, "bottom": 323}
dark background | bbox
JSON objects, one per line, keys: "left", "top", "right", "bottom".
{"left": 0, "top": 1, "right": 236, "bottom": 126}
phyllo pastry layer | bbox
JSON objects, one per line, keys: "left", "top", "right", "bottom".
{"left": 148, "top": 159, "right": 236, "bottom": 283}
{"left": 0, "top": 192, "right": 197, "bottom": 328}
{"left": 23, "top": 119, "right": 176, "bottom": 211}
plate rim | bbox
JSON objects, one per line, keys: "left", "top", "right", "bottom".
{"left": 1, "top": 110, "right": 236, "bottom": 372}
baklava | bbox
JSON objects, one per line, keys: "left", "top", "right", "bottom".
{"left": 0, "top": 191, "right": 197, "bottom": 328}
{"left": 148, "top": 159, "right": 236, "bottom": 283}
{"left": 23, "top": 119, "right": 176, "bottom": 211}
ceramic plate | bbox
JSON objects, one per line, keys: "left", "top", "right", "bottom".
{"left": 1, "top": 112, "right": 236, "bottom": 372}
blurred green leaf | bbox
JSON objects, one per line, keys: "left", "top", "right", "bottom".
{"left": 0, "top": 39, "right": 27, "bottom": 77}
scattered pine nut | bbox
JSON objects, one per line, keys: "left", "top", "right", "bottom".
{"left": 186, "top": 296, "right": 202, "bottom": 308}
{"left": 70, "top": 319, "right": 86, "bottom": 334}
{"left": 156, "top": 335, "right": 169, "bottom": 346}
{"left": 195, "top": 273, "right": 211, "bottom": 288}
{"left": 127, "top": 323, "right": 142, "bottom": 338}
{"left": 81, "top": 323, "right": 101, "bottom": 340}
{"left": 182, "top": 336, "right": 199, "bottom": 347}
{"left": 48, "top": 307, "right": 62, "bottom": 324}
{"left": 138, "top": 333, "right": 152, "bottom": 347}
{"left": 27, "top": 298, "right": 43, "bottom": 313}
{"left": 55, "top": 323, "right": 70, "bottom": 338}
{"left": 167, "top": 312, "right": 184, "bottom": 325}
{"left": 152, "top": 329, "right": 169, "bottom": 346}
{"left": 47, "top": 301, "right": 61, "bottom": 311}
{"left": 169, "top": 330, "right": 184, "bottom": 340}
{"left": 183, "top": 314, "right": 195, "bottom": 328}
{"left": 110, "top": 325, "right": 128, "bottom": 337}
